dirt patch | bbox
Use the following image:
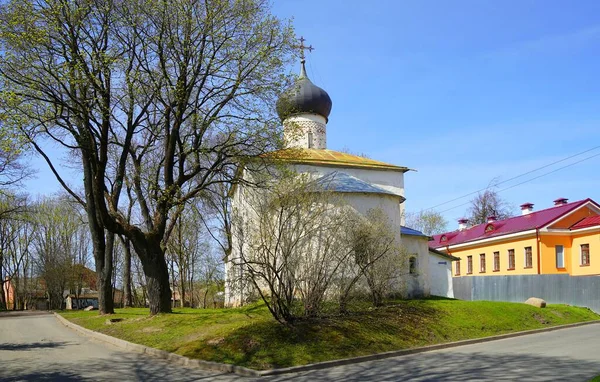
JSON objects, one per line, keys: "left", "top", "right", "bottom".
{"left": 142, "top": 327, "right": 162, "bottom": 333}
{"left": 131, "top": 316, "right": 156, "bottom": 322}
{"left": 533, "top": 313, "right": 550, "bottom": 324}
{"left": 207, "top": 337, "right": 224, "bottom": 345}
{"left": 551, "top": 310, "right": 564, "bottom": 318}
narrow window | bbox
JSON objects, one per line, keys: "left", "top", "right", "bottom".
{"left": 493, "top": 251, "right": 500, "bottom": 271}
{"left": 455, "top": 261, "right": 461, "bottom": 276}
{"left": 556, "top": 245, "right": 565, "bottom": 268}
{"left": 508, "top": 249, "right": 515, "bottom": 270}
{"left": 480, "top": 254, "right": 486, "bottom": 273}
{"left": 525, "top": 246, "right": 532, "bottom": 268}
{"left": 581, "top": 244, "right": 590, "bottom": 266}
{"left": 308, "top": 130, "right": 314, "bottom": 148}
{"left": 409, "top": 256, "right": 417, "bottom": 274}
{"left": 467, "top": 256, "right": 473, "bottom": 274}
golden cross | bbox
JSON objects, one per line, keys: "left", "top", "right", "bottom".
{"left": 297, "top": 36, "right": 314, "bottom": 63}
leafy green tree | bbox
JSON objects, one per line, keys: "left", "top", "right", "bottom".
{"left": 405, "top": 210, "right": 448, "bottom": 236}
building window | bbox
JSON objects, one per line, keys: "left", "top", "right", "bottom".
{"left": 467, "top": 256, "right": 473, "bottom": 274}
{"left": 409, "top": 256, "right": 417, "bottom": 274}
{"left": 308, "top": 130, "right": 314, "bottom": 148}
{"left": 556, "top": 245, "right": 565, "bottom": 268}
{"left": 493, "top": 251, "right": 500, "bottom": 271}
{"left": 508, "top": 249, "right": 515, "bottom": 270}
{"left": 581, "top": 244, "right": 590, "bottom": 266}
{"left": 480, "top": 254, "right": 486, "bottom": 273}
{"left": 525, "top": 246, "right": 532, "bottom": 268}
{"left": 455, "top": 261, "right": 461, "bottom": 276}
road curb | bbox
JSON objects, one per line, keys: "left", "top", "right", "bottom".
{"left": 54, "top": 312, "right": 600, "bottom": 377}
{"left": 53, "top": 312, "right": 260, "bottom": 377}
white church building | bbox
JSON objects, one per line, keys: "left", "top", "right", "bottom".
{"left": 224, "top": 55, "right": 454, "bottom": 307}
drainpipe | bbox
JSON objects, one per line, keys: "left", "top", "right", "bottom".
{"left": 536, "top": 228, "right": 541, "bottom": 274}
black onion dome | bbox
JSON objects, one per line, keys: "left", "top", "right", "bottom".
{"left": 276, "top": 61, "right": 332, "bottom": 122}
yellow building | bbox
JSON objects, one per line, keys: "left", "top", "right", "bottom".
{"left": 430, "top": 198, "right": 600, "bottom": 277}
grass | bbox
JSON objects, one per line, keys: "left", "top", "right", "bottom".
{"left": 59, "top": 298, "right": 600, "bottom": 370}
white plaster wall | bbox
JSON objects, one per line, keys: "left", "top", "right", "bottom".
{"left": 342, "top": 193, "right": 402, "bottom": 239}
{"left": 429, "top": 252, "right": 454, "bottom": 298}
{"left": 224, "top": 168, "right": 262, "bottom": 307}
{"left": 400, "top": 235, "right": 431, "bottom": 298}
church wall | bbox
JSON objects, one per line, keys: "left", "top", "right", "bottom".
{"left": 401, "top": 236, "right": 431, "bottom": 298}
{"left": 225, "top": 164, "right": 421, "bottom": 307}
{"left": 340, "top": 193, "right": 402, "bottom": 243}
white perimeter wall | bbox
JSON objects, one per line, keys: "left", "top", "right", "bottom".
{"left": 428, "top": 252, "right": 454, "bottom": 298}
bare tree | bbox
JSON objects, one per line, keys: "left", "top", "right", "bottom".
{"left": 353, "top": 209, "right": 404, "bottom": 307}
{"left": 468, "top": 189, "right": 513, "bottom": 225}
{"left": 230, "top": 172, "right": 359, "bottom": 323}
{"left": 31, "top": 197, "right": 90, "bottom": 310}
{"left": 335, "top": 208, "right": 405, "bottom": 311}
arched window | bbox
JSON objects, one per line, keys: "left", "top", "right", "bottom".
{"left": 409, "top": 256, "right": 417, "bottom": 274}
{"left": 308, "top": 130, "right": 314, "bottom": 148}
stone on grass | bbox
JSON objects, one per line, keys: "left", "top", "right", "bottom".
{"left": 84, "top": 306, "right": 96, "bottom": 311}
{"left": 525, "top": 297, "right": 546, "bottom": 308}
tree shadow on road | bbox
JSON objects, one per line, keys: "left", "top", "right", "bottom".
{"left": 0, "top": 351, "right": 246, "bottom": 382}
{"left": 0, "top": 311, "right": 51, "bottom": 319}
{"left": 1, "top": 370, "right": 83, "bottom": 381}
{"left": 0, "top": 341, "right": 72, "bottom": 351}
{"left": 266, "top": 351, "right": 600, "bottom": 381}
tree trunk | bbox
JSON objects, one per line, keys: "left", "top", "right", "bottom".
{"left": 121, "top": 237, "right": 133, "bottom": 308}
{"left": 95, "top": 233, "right": 115, "bottom": 314}
{"left": 145, "top": 257, "right": 172, "bottom": 314}
{"left": 170, "top": 257, "right": 176, "bottom": 308}
{"left": 0, "top": 280, "right": 6, "bottom": 310}
{"left": 0, "top": 255, "right": 6, "bottom": 310}
{"left": 132, "top": 237, "right": 172, "bottom": 314}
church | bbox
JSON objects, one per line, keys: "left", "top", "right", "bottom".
{"left": 224, "top": 48, "right": 439, "bottom": 307}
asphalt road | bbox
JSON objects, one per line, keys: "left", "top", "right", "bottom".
{"left": 0, "top": 311, "right": 236, "bottom": 381}
{"left": 2, "top": 311, "right": 600, "bottom": 381}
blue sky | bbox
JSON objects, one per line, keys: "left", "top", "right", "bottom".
{"left": 270, "top": 0, "right": 600, "bottom": 227}
{"left": 25, "top": 0, "right": 600, "bottom": 228}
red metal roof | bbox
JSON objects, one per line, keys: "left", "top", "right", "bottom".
{"left": 430, "top": 199, "right": 595, "bottom": 248}
{"left": 571, "top": 215, "right": 600, "bottom": 230}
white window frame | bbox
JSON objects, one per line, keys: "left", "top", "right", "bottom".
{"left": 555, "top": 245, "right": 565, "bottom": 268}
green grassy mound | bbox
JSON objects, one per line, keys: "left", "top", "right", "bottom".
{"left": 60, "top": 298, "right": 599, "bottom": 370}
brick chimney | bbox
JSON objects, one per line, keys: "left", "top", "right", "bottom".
{"left": 520, "top": 203, "right": 534, "bottom": 215}
{"left": 458, "top": 218, "right": 468, "bottom": 231}
{"left": 553, "top": 198, "right": 568, "bottom": 206}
